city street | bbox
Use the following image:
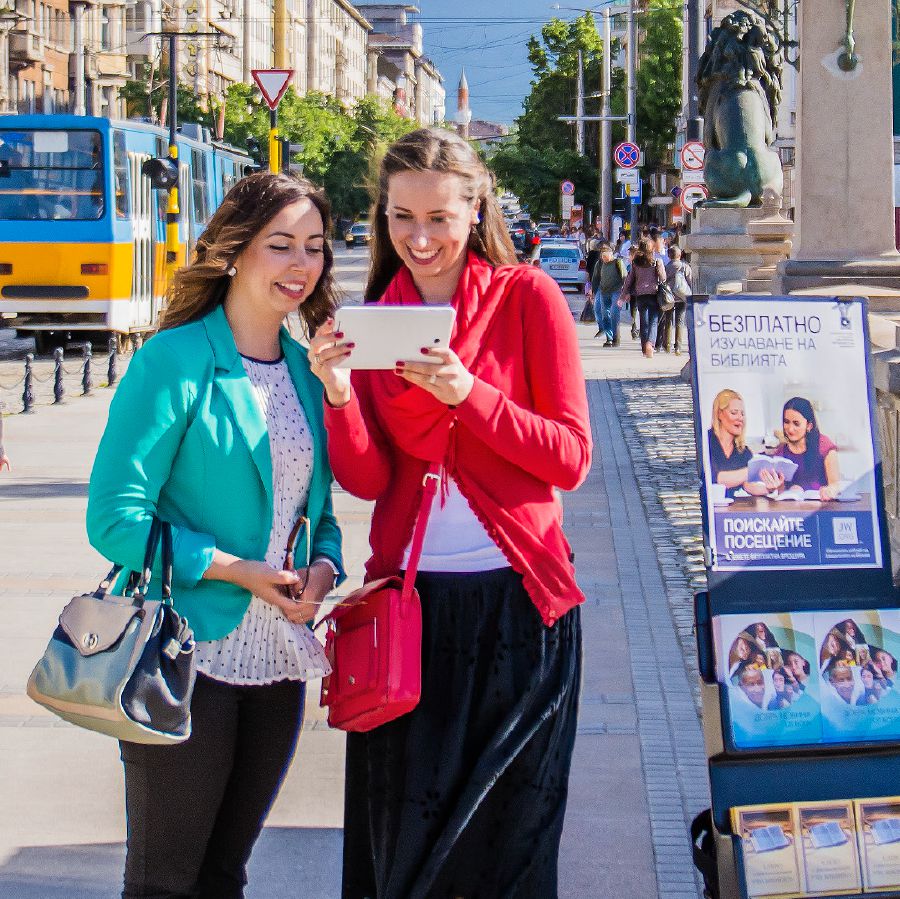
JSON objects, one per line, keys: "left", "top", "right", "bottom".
{"left": 0, "top": 248, "right": 707, "bottom": 897}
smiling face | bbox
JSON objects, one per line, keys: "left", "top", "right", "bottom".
{"left": 772, "top": 671, "right": 785, "bottom": 692}
{"left": 831, "top": 667, "right": 854, "bottom": 703}
{"left": 787, "top": 653, "right": 807, "bottom": 680}
{"left": 735, "top": 638, "right": 751, "bottom": 661}
{"left": 228, "top": 198, "right": 325, "bottom": 324}
{"left": 740, "top": 669, "right": 765, "bottom": 707}
{"left": 718, "top": 399, "right": 745, "bottom": 439}
{"left": 782, "top": 408, "right": 813, "bottom": 446}
{"left": 386, "top": 170, "right": 479, "bottom": 301}
{"left": 862, "top": 667, "right": 875, "bottom": 689}
{"left": 876, "top": 650, "right": 895, "bottom": 678}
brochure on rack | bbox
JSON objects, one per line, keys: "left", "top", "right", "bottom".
{"left": 715, "top": 611, "right": 900, "bottom": 748}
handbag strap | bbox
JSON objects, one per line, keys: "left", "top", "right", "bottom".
{"left": 400, "top": 462, "right": 442, "bottom": 604}
{"left": 126, "top": 517, "right": 174, "bottom": 606}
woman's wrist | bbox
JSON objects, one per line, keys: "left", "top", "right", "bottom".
{"left": 324, "top": 385, "right": 351, "bottom": 409}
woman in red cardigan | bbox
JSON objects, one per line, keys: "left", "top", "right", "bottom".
{"left": 310, "top": 128, "right": 592, "bottom": 899}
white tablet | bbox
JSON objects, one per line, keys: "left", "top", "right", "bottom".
{"left": 333, "top": 305, "right": 456, "bottom": 370}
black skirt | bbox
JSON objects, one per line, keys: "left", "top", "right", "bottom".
{"left": 342, "top": 568, "right": 582, "bottom": 899}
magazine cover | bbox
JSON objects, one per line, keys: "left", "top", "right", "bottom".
{"left": 693, "top": 297, "right": 882, "bottom": 572}
{"left": 855, "top": 797, "right": 900, "bottom": 892}
{"left": 795, "top": 800, "right": 862, "bottom": 895}
{"left": 817, "top": 611, "right": 900, "bottom": 743}
{"left": 732, "top": 804, "right": 804, "bottom": 898}
{"left": 715, "top": 613, "right": 821, "bottom": 748}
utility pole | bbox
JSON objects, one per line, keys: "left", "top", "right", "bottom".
{"left": 575, "top": 50, "right": 585, "bottom": 156}
{"left": 600, "top": 8, "right": 612, "bottom": 238}
{"left": 273, "top": 0, "right": 286, "bottom": 68}
{"left": 71, "top": 0, "right": 88, "bottom": 115}
{"left": 625, "top": 0, "right": 638, "bottom": 236}
{"left": 685, "top": 0, "right": 704, "bottom": 141}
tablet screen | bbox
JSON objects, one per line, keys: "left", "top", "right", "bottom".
{"left": 333, "top": 305, "right": 456, "bottom": 370}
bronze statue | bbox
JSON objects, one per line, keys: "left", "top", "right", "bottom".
{"left": 696, "top": 11, "right": 784, "bottom": 207}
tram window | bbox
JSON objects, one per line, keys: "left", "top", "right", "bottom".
{"left": 191, "top": 149, "right": 209, "bottom": 224}
{"left": 112, "top": 130, "right": 130, "bottom": 219}
{"left": 0, "top": 128, "right": 105, "bottom": 220}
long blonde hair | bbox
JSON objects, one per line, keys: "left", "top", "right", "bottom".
{"left": 161, "top": 172, "right": 339, "bottom": 334}
{"left": 365, "top": 127, "right": 517, "bottom": 303}
{"left": 711, "top": 388, "right": 746, "bottom": 451}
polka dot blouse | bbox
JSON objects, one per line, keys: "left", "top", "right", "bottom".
{"left": 193, "top": 356, "right": 331, "bottom": 685}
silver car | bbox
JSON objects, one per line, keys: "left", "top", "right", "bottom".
{"left": 530, "top": 241, "right": 588, "bottom": 290}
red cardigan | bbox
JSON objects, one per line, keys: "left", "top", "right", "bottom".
{"left": 323, "top": 258, "right": 592, "bottom": 626}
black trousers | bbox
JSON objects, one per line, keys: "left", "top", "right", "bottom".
{"left": 120, "top": 673, "right": 305, "bottom": 899}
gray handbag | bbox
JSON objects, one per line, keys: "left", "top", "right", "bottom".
{"left": 26, "top": 518, "right": 197, "bottom": 745}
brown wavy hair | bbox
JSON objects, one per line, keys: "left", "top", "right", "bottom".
{"left": 160, "top": 172, "right": 339, "bottom": 335}
{"left": 633, "top": 237, "right": 656, "bottom": 268}
{"left": 365, "top": 127, "right": 517, "bottom": 303}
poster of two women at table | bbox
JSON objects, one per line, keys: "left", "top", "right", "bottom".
{"left": 693, "top": 297, "right": 882, "bottom": 572}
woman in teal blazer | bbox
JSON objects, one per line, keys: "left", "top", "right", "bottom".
{"left": 88, "top": 173, "right": 345, "bottom": 899}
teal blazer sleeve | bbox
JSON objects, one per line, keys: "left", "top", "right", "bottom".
{"left": 87, "top": 333, "right": 217, "bottom": 588}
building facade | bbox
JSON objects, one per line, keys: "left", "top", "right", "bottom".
{"left": 306, "top": 0, "right": 370, "bottom": 103}
{"left": 359, "top": 3, "right": 444, "bottom": 125}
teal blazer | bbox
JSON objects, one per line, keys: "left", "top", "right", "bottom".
{"left": 87, "top": 304, "right": 345, "bottom": 641}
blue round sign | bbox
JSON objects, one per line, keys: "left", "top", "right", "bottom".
{"left": 614, "top": 142, "right": 640, "bottom": 169}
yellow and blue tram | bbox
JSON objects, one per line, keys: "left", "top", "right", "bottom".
{"left": 0, "top": 114, "right": 251, "bottom": 349}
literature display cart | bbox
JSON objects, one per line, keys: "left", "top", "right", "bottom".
{"left": 688, "top": 295, "right": 900, "bottom": 899}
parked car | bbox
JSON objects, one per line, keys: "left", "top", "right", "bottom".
{"left": 537, "top": 221, "right": 560, "bottom": 238}
{"left": 508, "top": 219, "right": 540, "bottom": 257}
{"left": 529, "top": 240, "right": 588, "bottom": 291}
{"left": 345, "top": 222, "right": 372, "bottom": 247}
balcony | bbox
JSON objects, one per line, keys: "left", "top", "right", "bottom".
{"left": 9, "top": 28, "right": 41, "bottom": 64}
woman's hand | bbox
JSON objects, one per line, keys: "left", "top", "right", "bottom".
{"left": 744, "top": 470, "right": 785, "bottom": 496}
{"left": 396, "top": 347, "right": 474, "bottom": 406}
{"left": 309, "top": 318, "right": 353, "bottom": 408}
{"left": 0, "top": 452, "right": 9, "bottom": 472}
{"left": 820, "top": 483, "right": 841, "bottom": 501}
{"left": 225, "top": 558, "right": 301, "bottom": 608}
{"left": 283, "top": 561, "right": 336, "bottom": 624}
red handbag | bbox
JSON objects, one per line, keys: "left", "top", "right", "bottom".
{"left": 318, "top": 463, "right": 440, "bottom": 732}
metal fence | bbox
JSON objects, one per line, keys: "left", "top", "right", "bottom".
{"left": 0, "top": 336, "right": 139, "bottom": 414}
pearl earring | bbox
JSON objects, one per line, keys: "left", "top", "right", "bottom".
{"left": 227, "top": 266, "right": 237, "bottom": 277}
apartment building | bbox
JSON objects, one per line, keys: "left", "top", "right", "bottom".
{"left": 359, "top": 3, "right": 444, "bottom": 125}
{"left": 306, "top": 0, "right": 371, "bottom": 103}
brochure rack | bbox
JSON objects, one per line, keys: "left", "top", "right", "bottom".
{"left": 688, "top": 295, "right": 900, "bottom": 899}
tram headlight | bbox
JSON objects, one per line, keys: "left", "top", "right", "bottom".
{"left": 141, "top": 157, "right": 179, "bottom": 191}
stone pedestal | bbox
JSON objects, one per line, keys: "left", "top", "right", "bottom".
{"left": 684, "top": 205, "right": 791, "bottom": 295}
{"left": 742, "top": 193, "right": 794, "bottom": 293}
{"left": 773, "top": 0, "right": 900, "bottom": 300}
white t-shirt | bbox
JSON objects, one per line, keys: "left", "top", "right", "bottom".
{"left": 402, "top": 475, "right": 509, "bottom": 573}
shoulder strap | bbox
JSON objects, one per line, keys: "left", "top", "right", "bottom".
{"left": 400, "top": 462, "right": 442, "bottom": 603}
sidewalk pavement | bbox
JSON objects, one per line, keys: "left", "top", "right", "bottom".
{"left": 0, "top": 313, "right": 707, "bottom": 898}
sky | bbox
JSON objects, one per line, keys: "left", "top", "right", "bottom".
{"left": 413, "top": 1, "right": 586, "bottom": 126}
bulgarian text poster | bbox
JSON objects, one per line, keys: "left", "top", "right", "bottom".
{"left": 693, "top": 297, "right": 882, "bottom": 571}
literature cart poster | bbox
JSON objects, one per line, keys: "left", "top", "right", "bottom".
{"left": 715, "top": 613, "right": 821, "bottom": 748}
{"left": 693, "top": 297, "right": 882, "bottom": 571}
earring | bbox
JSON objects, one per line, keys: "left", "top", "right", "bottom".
{"left": 227, "top": 266, "right": 237, "bottom": 277}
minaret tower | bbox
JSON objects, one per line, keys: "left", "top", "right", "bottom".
{"left": 455, "top": 69, "right": 472, "bottom": 141}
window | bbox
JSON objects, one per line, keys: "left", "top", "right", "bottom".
{"left": 112, "top": 130, "right": 129, "bottom": 218}
{"left": 0, "top": 128, "right": 105, "bottom": 220}
{"left": 191, "top": 148, "right": 209, "bottom": 224}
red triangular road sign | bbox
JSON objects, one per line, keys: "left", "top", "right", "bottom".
{"left": 251, "top": 69, "right": 294, "bottom": 111}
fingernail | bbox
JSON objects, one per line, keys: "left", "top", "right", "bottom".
{"left": 394, "top": 368, "right": 403, "bottom": 375}
{"left": 395, "top": 360, "right": 405, "bottom": 367}
{"left": 420, "top": 347, "right": 430, "bottom": 354}
{"left": 335, "top": 331, "right": 344, "bottom": 338}
{"left": 346, "top": 343, "right": 355, "bottom": 349}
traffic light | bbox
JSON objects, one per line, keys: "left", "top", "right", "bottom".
{"left": 141, "top": 157, "right": 179, "bottom": 190}
{"left": 279, "top": 138, "right": 304, "bottom": 175}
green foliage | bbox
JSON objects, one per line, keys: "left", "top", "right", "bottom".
{"left": 121, "top": 74, "right": 213, "bottom": 128}
{"left": 220, "top": 86, "right": 416, "bottom": 220}
{"left": 636, "top": 0, "right": 683, "bottom": 167}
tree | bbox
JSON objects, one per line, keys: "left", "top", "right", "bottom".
{"left": 636, "top": 0, "right": 683, "bottom": 167}
{"left": 120, "top": 68, "right": 213, "bottom": 128}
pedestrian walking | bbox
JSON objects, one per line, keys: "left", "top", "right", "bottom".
{"left": 87, "top": 172, "right": 345, "bottom": 899}
{"left": 591, "top": 242, "right": 627, "bottom": 346}
{"left": 618, "top": 236, "right": 667, "bottom": 359}
{"left": 664, "top": 245, "right": 693, "bottom": 355}
{"left": 585, "top": 226, "right": 603, "bottom": 281}
{"left": 309, "top": 127, "right": 592, "bottom": 899}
